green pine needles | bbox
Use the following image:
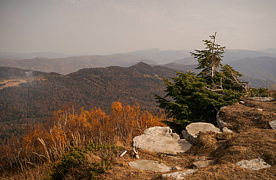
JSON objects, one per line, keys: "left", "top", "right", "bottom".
{"left": 155, "top": 32, "right": 247, "bottom": 133}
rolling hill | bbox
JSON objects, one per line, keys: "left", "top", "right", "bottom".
{"left": 0, "top": 63, "right": 185, "bottom": 144}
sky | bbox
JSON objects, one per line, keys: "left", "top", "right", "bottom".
{"left": 0, "top": 0, "right": 276, "bottom": 55}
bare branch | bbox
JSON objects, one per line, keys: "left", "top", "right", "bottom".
{"left": 210, "top": 32, "right": 217, "bottom": 83}
{"left": 204, "top": 86, "right": 223, "bottom": 91}
{"left": 205, "top": 77, "right": 223, "bottom": 92}
{"left": 230, "top": 72, "right": 249, "bottom": 91}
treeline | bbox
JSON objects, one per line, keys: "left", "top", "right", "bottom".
{"left": 0, "top": 101, "right": 166, "bottom": 171}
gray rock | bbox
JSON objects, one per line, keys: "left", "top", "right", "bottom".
{"left": 129, "top": 160, "right": 171, "bottom": 172}
{"left": 222, "top": 127, "right": 233, "bottom": 133}
{"left": 171, "top": 166, "right": 182, "bottom": 170}
{"left": 216, "top": 106, "right": 229, "bottom": 129}
{"left": 182, "top": 122, "right": 221, "bottom": 145}
{"left": 247, "top": 97, "right": 275, "bottom": 102}
{"left": 193, "top": 160, "right": 215, "bottom": 168}
{"left": 236, "top": 158, "right": 271, "bottom": 170}
{"left": 161, "top": 169, "right": 198, "bottom": 180}
{"left": 194, "top": 156, "right": 206, "bottom": 161}
{"left": 269, "top": 120, "right": 276, "bottom": 130}
{"left": 133, "top": 126, "right": 192, "bottom": 155}
{"left": 240, "top": 101, "right": 245, "bottom": 104}
{"left": 167, "top": 156, "right": 182, "bottom": 160}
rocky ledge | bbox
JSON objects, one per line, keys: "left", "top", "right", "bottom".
{"left": 127, "top": 97, "right": 276, "bottom": 179}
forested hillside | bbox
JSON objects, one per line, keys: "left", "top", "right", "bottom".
{"left": 0, "top": 63, "right": 185, "bottom": 144}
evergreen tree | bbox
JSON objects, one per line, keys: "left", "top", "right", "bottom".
{"left": 191, "top": 32, "right": 225, "bottom": 85}
{"left": 155, "top": 33, "right": 247, "bottom": 133}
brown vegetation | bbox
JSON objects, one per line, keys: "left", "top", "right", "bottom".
{"left": 0, "top": 101, "right": 165, "bottom": 178}
{"left": 1, "top": 100, "right": 276, "bottom": 179}
{"left": 184, "top": 99, "right": 276, "bottom": 180}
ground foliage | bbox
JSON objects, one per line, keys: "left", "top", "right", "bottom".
{"left": 1, "top": 99, "right": 276, "bottom": 180}
{"left": 0, "top": 101, "right": 165, "bottom": 173}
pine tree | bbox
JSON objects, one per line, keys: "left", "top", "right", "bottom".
{"left": 155, "top": 32, "right": 247, "bottom": 133}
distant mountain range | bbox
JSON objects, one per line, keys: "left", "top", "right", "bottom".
{"left": 124, "top": 48, "right": 191, "bottom": 64}
{"left": 2, "top": 48, "right": 275, "bottom": 64}
{"left": 172, "top": 49, "right": 276, "bottom": 65}
{"left": 229, "top": 56, "right": 276, "bottom": 85}
{"left": 1, "top": 48, "right": 276, "bottom": 88}
{"left": 260, "top": 48, "right": 276, "bottom": 54}
{"left": 0, "top": 54, "right": 157, "bottom": 75}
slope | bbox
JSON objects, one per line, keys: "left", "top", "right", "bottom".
{"left": 228, "top": 56, "right": 276, "bottom": 82}
{"left": 0, "top": 63, "right": 182, "bottom": 144}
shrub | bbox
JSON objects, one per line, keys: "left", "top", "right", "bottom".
{"left": 46, "top": 148, "right": 86, "bottom": 180}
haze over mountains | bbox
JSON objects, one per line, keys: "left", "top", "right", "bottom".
{"left": 172, "top": 49, "right": 276, "bottom": 65}
{"left": 1, "top": 48, "right": 276, "bottom": 88}
{"left": 2, "top": 48, "right": 276, "bottom": 64}
{"left": 0, "top": 52, "right": 76, "bottom": 59}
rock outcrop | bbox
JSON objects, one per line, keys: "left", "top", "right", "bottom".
{"left": 182, "top": 122, "right": 221, "bottom": 145}
{"left": 128, "top": 99, "right": 276, "bottom": 179}
{"left": 133, "top": 126, "right": 192, "bottom": 154}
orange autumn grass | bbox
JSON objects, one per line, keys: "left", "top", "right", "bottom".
{"left": 0, "top": 101, "right": 165, "bottom": 172}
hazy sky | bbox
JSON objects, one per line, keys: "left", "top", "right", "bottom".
{"left": 0, "top": 0, "right": 275, "bottom": 55}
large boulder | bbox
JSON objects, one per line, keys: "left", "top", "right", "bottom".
{"left": 129, "top": 160, "right": 172, "bottom": 172}
{"left": 182, "top": 122, "right": 221, "bottom": 145}
{"left": 133, "top": 126, "right": 192, "bottom": 155}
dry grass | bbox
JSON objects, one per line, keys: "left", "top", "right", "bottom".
{"left": 183, "top": 99, "right": 276, "bottom": 180}
{"left": 1, "top": 100, "right": 276, "bottom": 179}
{"left": 0, "top": 164, "right": 51, "bottom": 180}
{"left": 219, "top": 100, "right": 276, "bottom": 132}
{"left": 185, "top": 163, "right": 276, "bottom": 180}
